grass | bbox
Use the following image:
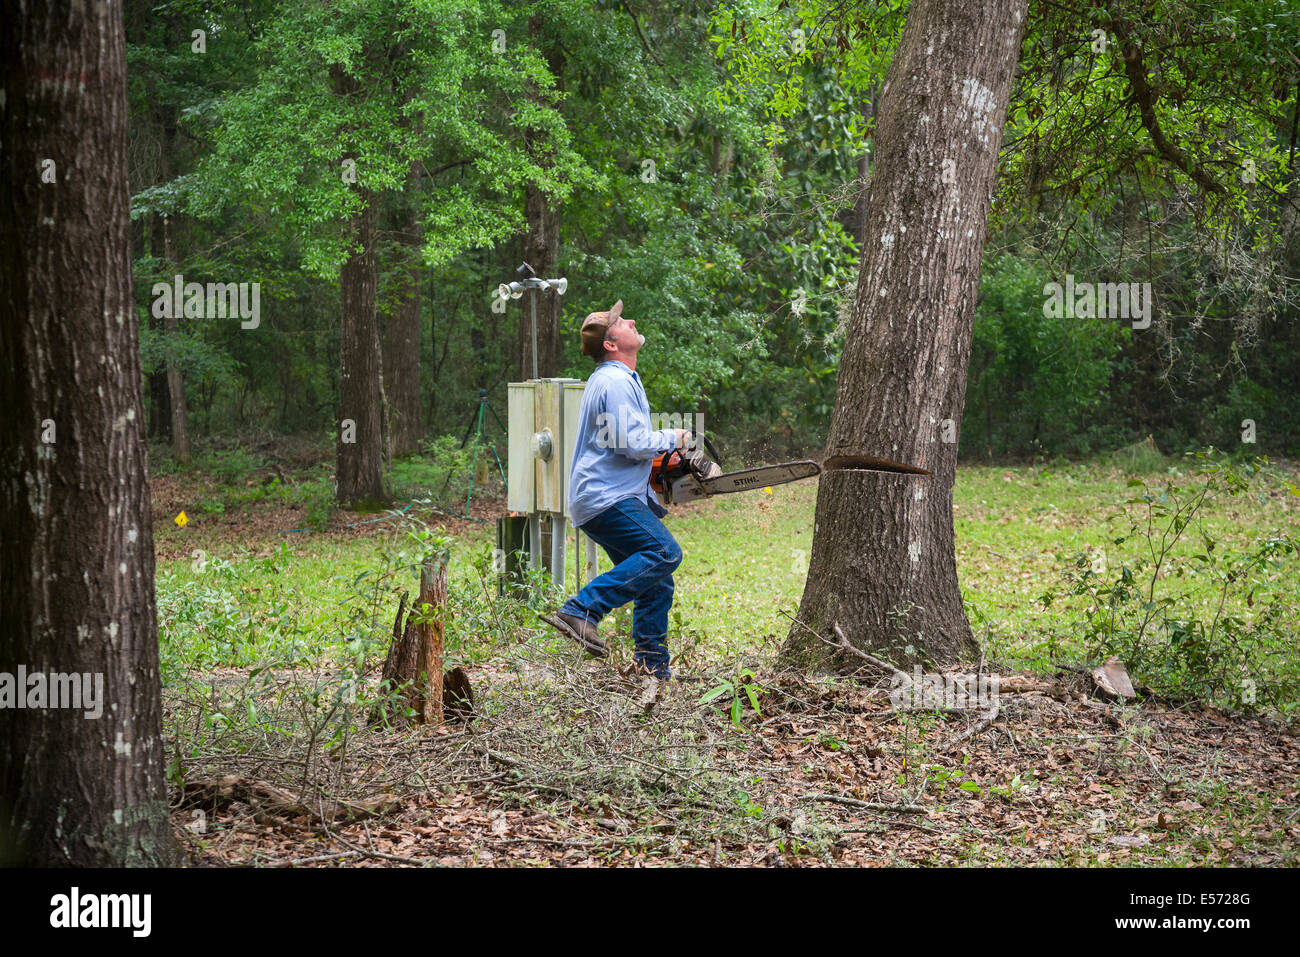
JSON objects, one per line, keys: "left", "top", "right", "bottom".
{"left": 153, "top": 450, "right": 1300, "bottom": 866}
{"left": 156, "top": 453, "right": 1300, "bottom": 709}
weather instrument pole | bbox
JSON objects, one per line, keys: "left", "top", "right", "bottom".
{"left": 498, "top": 261, "right": 567, "bottom": 380}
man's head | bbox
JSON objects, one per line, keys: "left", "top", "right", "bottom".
{"left": 580, "top": 299, "right": 644, "bottom": 362}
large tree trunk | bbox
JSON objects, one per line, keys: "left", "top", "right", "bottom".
{"left": 0, "top": 0, "right": 177, "bottom": 865}
{"left": 336, "top": 191, "right": 387, "bottom": 506}
{"left": 782, "top": 0, "right": 1028, "bottom": 671}
{"left": 386, "top": 172, "right": 424, "bottom": 458}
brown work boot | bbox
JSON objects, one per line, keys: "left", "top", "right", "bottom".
{"left": 538, "top": 610, "right": 608, "bottom": 658}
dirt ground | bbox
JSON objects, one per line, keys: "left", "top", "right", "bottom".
{"left": 171, "top": 664, "right": 1299, "bottom": 867}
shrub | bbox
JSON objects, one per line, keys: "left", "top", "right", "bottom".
{"left": 1041, "top": 450, "right": 1299, "bottom": 716}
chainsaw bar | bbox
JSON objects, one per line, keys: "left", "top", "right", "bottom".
{"left": 667, "top": 460, "right": 822, "bottom": 504}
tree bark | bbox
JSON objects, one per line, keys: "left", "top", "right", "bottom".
{"left": 782, "top": 0, "right": 1029, "bottom": 671}
{"left": 336, "top": 191, "right": 387, "bottom": 506}
{"left": 378, "top": 556, "right": 449, "bottom": 726}
{"left": 386, "top": 172, "right": 424, "bottom": 458}
{"left": 521, "top": 183, "right": 561, "bottom": 379}
{"left": 519, "top": 12, "right": 563, "bottom": 380}
{"left": 0, "top": 0, "right": 177, "bottom": 865}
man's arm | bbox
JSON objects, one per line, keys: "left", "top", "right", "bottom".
{"left": 607, "top": 375, "right": 680, "bottom": 462}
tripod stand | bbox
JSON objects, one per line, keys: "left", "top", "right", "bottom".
{"left": 445, "top": 388, "right": 507, "bottom": 517}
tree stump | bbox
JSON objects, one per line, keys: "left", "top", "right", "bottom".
{"left": 378, "top": 554, "right": 451, "bottom": 726}
{"left": 443, "top": 666, "right": 476, "bottom": 724}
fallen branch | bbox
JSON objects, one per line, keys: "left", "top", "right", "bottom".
{"left": 997, "top": 675, "right": 1064, "bottom": 695}
{"left": 939, "top": 700, "right": 1003, "bottom": 753}
{"left": 777, "top": 610, "right": 910, "bottom": 682}
{"left": 327, "top": 830, "right": 446, "bottom": 867}
{"left": 182, "top": 775, "right": 401, "bottom": 824}
{"left": 274, "top": 850, "right": 362, "bottom": 867}
{"left": 803, "top": 792, "right": 926, "bottom": 814}
{"left": 831, "top": 623, "right": 912, "bottom": 682}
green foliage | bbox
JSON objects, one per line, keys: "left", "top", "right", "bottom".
{"left": 700, "top": 662, "right": 763, "bottom": 727}
{"left": 1005, "top": 0, "right": 1299, "bottom": 234}
{"left": 137, "top": 317, "right": 243, "bottom": 395}
{"left": 709, "top": 0, "right": 907, "bottom": 146}
{"left": 1104, "top": 436, "right": 1169, "bottom": 474}
{"left": 187, "top": 0, "right": 598, "bottom": 276}
{"left": 195, "top": 447, "right": 263, "bottom": 484}
{"left": 965, "top": 254, "right": 1125, "bottom": 458}
{"left": 389, "top": 435, "right": 484, "bottom": 510}
{"left": 1041, "top": 451, "right": 1299, "bottom": 714}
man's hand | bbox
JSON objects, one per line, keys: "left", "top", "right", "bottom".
{"left": 674, "top": 429, "right": 694, "bottom": 449}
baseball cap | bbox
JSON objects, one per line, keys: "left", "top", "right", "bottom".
{"left": 580, "top": 299, "right": 624, "bottom": 359}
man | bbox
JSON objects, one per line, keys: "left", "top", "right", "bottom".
{"left": 539, "top": 299, "right": 692, "bottom": 682}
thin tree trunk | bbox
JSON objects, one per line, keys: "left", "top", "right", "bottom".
{"left": 782, "top": 0, "right": 1029, "bottom": 671}
{"left": 161, "top": 216, "right": 191, "bottom": 464}
{"left": 711, "top": 133, "right": 734, "bottom": 197}
{"left": 521, "top": 182, "right": 561, "bottom": 378}
{"left": 519, "top": 12, "right": 563, "bottom": 380}
{"left": 336, "top": 190, "right": 386, "bottom": 506}
{"left": 132, "top": 12, "right": 177, "bottom": 446}
{"left": 0, "top": 0, "right": 177, "bottom": 865}
{"left": 142, "top": 216, "right": 171, "bottom": 442}
{"left": 386, "top": 171, "right": 424, "bottom": 457}
{"left": 152, "top": 13, "right": 189, "bottom": 465}
{"left": 163, "top": 312, "right": 191, "bottom": 463}
{"left": 852, "top": 86, "right": 879, "bottom": 250}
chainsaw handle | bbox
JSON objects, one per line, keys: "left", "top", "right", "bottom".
{"left": 651, "top": 431, "right": 721, "bottom": 497}
{"left": 689, "top": 431, "right": 722, "bottom": 466}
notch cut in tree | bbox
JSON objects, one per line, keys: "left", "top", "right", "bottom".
{"left": 782, "top": 0, "right": 1030, "bottom": 672}
{"left": 376, "top": 553, "right": 474, "bottom": 726}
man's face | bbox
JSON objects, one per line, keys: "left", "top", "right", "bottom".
{"left": 604, "top": 315, "right": 644, "bottom": 356}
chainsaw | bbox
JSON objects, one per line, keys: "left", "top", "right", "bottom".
{"left": 651, "top": 435, "right": 931, "bottom": 506}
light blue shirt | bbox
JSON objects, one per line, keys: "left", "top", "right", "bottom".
{"left": 568, "top": 360, "right": 677, "bottom": 528}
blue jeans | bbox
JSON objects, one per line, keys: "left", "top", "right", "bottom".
{"left": 560, "top": 495, "right": 683, "bottom": 679}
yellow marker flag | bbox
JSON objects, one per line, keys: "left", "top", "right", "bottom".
{"left": 174, "top": 511, "right": 189, "bottom": 528}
